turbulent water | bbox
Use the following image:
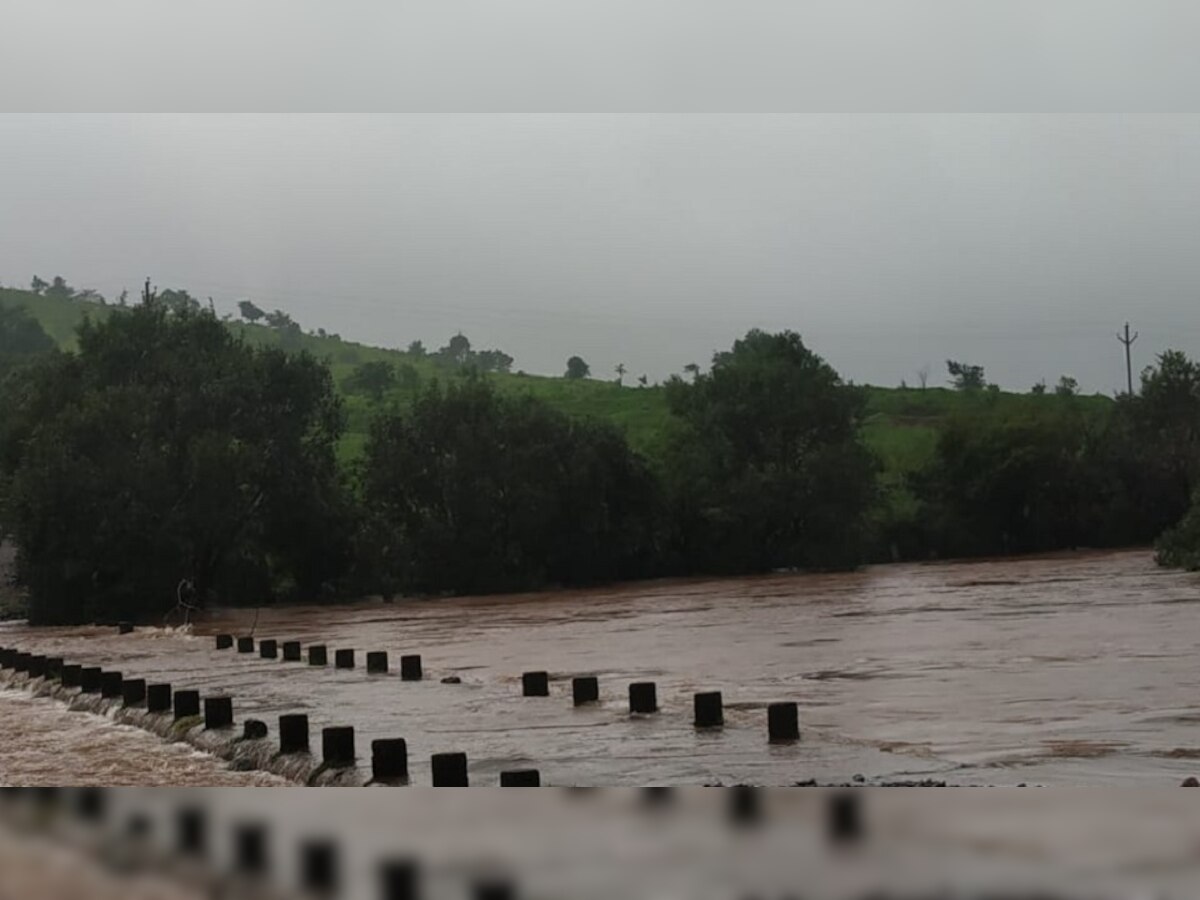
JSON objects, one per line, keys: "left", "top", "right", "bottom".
{"left": 2, "top": 549, "right": 1199, "bottom": 786}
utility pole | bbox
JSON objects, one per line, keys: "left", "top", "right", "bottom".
{"left": 1116, "top": 322, "right": 1139, "bottom": 396}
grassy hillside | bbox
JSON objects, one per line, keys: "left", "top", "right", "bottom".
{"left": 0, "top": 286, "right": 1114, "bottom": 476}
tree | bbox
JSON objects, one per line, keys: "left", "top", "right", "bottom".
{"left": 1126, "top": 350, "right": 1200, "bottom": 513}
{"left": 407, "top": 340, "right": 426, "bottom": 358}
{"left": 947, "top": 360, "right": 986, "bottom": 391}
{"left": 264, "top": 309, "right": 298, "bottom": 331}
{"left": 358, "top": 378, "right": 659, "bottom": 596}
{"left": 683, "top": 363, "right": 700, "bottom": 382}
{"left": 1031, "top": 380, "right": 1047, "bottom": 395}
{"left": 238, "top": 300, "right": 266, "bottom": 323}
{"left": 662, "top": 329, "right": 877, "bottom": 574}
{"left": 1055, "top": 375, "right": 1079, "bottom": 397}
{"left": 29, "top": 276, "right": 48, "bottom": 295}
{"left": 158, "top": 288, "right": 200, "bottom": 316}
{"left": 45, "top": 276, "right": 75, "bottom": 299}
{"left": 475, "top": 349, "right": 514, "bottom": 373}
{"left": 438, "top": 333, "right": 472, "bottom": 367}
{"left": 917, "top": 365, "right": 930, "bottom": 390}
{"left": 0, "top": 302, "right": 351, "bottom": 624}
{"left": 912, "top": 410, "right": 1101, "bottom": 558}
{"left": 565, "top": 356, "right": 590, "bottom": 379}
{"left": 614, "top": 362, "right": 626, "bottom": 385}
{"left": 0, "top": 304, "right": 56, "bottom": 376}
{"left": 637, "top": 374, "right": 648, "bottom": 388}
{"left": 345, "top": 360, "right": 396, "bottom": 402}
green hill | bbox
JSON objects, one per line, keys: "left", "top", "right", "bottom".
{"left": 0, "top": 285, "right": 1113, "bottom": 478}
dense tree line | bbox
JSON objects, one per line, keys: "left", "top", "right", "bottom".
{"left": 356, "top": 378, "right": 660, "bottom": 597}
{"left": 5, "top": 287, "right": 1200, "bottom": 625}
{"left": 890, "top": 354, "right": 1199, "bottom": 562}
{"left": 0, "top": 297, "right": 350, "bottom": 624}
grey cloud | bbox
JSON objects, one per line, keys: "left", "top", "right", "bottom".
{"left": 1, "top": 114, "right": 1198, "bottom": 392}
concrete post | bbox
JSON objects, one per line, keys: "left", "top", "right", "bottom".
{"left": 729, "top": 785, "right": 762, "bottom": 824}
{"left": 767, "top": 702, "right": 799, "bottom": 742}
{"left": 243, "top": 719, "right": 268, "bottom": 740}
{"left": 334, "top": 649, "right": 355, "bottom": 669}
{"left": 322, "top": 727, "right": 356, "bottom": 768}
{"left": 100, "top": 671, "right": 124, "bottom": 699}
{"left": 176, "top": 807, "right": 207, "bottom": 857}
{"left": 259, "top": 639, "right": 278, "bottom": 659}
{"left": 629, "top": 682, "right": 657, "bottom": 714}
{"left": 147, "top": 683, "right": 172, "bottom": 713}
{"left": 215, "top": 634, "right": 233, "bottom": 650}
{"left": 118, "top": 622, "right": 134, "bottom": 635}
{"left": 522, "top": 671, "right": 549, "bottom": 697}
{"left": 204, "top": 696, "right": 234, "bottom": 730}
{"left": 572, "top": 676, "right": 599, "bottom": 706}
{"left": 400, "top": 655, "right": 422, "bottom": 681}
{"left": 61, "top": 664, "right": 83, "bottom": 687}
{"left": 279, "top": 714, "right": 310, "bottom": 754}
{"left": 379, "top": 860, "right": 419, "bottom": 900}
{"left": 371, "top": 738, "right": 408, "bottom": 782}
{"left": 500, "top": 769, "right": 540, "bottom": 786}
{"left": 79, "top": 667, "right": 102, "bottom": 693}
{"left": 44, "top": 657, "right": 63, "bottom": 679}
{"left": 430, "top": 752, "right": 468, "bottom": 786}
{"left": 300, "top": 840, "right": 338, "bottom": 895}
{"left": 75, "top": 788, "right": 106, "bottom": 821}
{"left": 308, "top": 645, "right": 328, "bottom": 666}
{"left": 282, "top": 641, "right": 302, "bottom": 661}
{"left": 828, "top": 791, "right": 862, "bottom": 843}
{"left": 237, "top": 636, "right": 255, "bottom": 653}
{"left": 173, "top": 689, "right": 200, "bottom": 721}
{"left": 122, "top": 679, "right": 147, "bottom": 706}
{"left": 233, "top": 824, "right": 267, "bottom": 877}
{"left": 693, "top": 691, "right": 723, "bottom": 728}
{"left": 366, "top": 651, "right": 388, "bottom": 674}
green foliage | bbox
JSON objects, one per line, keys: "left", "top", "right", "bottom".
{"left": 911, "top": 411, "right": 1100, "bottom": 556}
{"left": 0, "top": 301, "right": 351, "bottom": 624}
{"left": 565, "top": 356, "right": 590, "bottom": 379}
{"left": 358, "top": 378, "right": 659, "bottom": 596}
{"left": 662, "top": 329, "right": 877, "bottom": 573}
{"left": 1055, "top": 375, "right": 1079, "bottom": 397}
{"left": 0, "top": 303, "right": 56, "bottom": 372}
{"left": 238, "top": 300, "right": 265, "bottom": 323}
{"left": 12, "top": 280, "right": 1200, "bottom": 585}
{"left": 430, "top": 333, "right": 514, "bottom": 373}
{"left": 45, "top": 276, "right": 75, "bottom": 300}
{"left": 345, "top": 360, "right": 396, "bottom": 402}
{"left": 1156, "top": 502, "right": 1200, "bottom": 569}
{"left": 909, "top": 386, "right": 1190, "bottom": 559}
{"left": 947, "top": 359, "right": 986, "bottom": 391}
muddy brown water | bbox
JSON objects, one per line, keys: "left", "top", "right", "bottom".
{"left": 3, "top": 549, "right": 1200, "bottom": 786}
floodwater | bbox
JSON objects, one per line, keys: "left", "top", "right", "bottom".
{"left": 3, "top": 549, "right": 1200, "bottom": 786}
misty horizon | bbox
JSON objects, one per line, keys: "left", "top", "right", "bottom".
{"left": 3, "top": 114, "right": 1197, "bottom": 393}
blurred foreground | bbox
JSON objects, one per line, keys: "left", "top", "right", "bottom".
{"left": 2, "top": 788, "right": 1200, "bottom": 899}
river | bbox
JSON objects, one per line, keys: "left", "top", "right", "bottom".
{"left": 2, "top": 549, "right": 1199, "bottom": 786}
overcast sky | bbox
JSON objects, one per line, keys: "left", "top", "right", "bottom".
{"left": 2, "top": 113, "right": 1199, "bottom": 392}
